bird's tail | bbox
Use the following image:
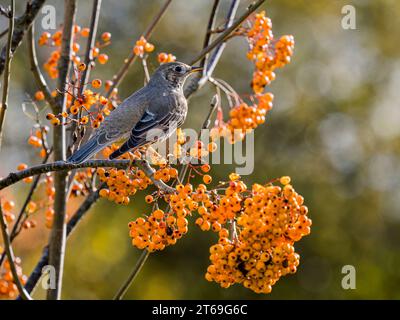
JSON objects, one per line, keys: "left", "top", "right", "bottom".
{"left": 67, "top": 137, "right": 104, "bottom": 164}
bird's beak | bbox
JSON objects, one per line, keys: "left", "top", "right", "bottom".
{"left": 188, "top": 66, "right": 203, "bottom": 74}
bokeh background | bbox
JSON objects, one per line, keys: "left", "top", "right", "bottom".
{"left": 1, "top": 0, "right": 400, "bottom": 299}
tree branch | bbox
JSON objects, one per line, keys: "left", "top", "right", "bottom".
{"left": 0, "top": 159, "right": 175, "bottom": 193}
{"left": 0, "top": 205, "right": 33, "bottom": 300}
{"left": 188, "top": 0, "right": 265, "bottom": 66}
{"left": 0, "top": 0, "right": 15, "bottom": 151}
{"left": 0, "top": 0, "right": 46, "bottom": 76}
{"left": 105, "top": 0, "right": 172, "bottom": 98}
{"left": 21, "top": 185, "right": 103, "bottom": 296}
{"left": 68, "top": 0, "right": 102, "bottom": 156}
{"left": 0, "top": 152, "right": 51, "bottom": 268}
{"left": 113, "top": 250, "right": 149, "bottom": 300}
{"left": 47, "top": 0, "right": 77, "bottom": 300}
{"left": 200, "top": 0, "right": 221, "bottom": 71}
{"left": 185, "top": 0, "right": 266, "bottom": 99}
{"left": 27, "top": 24, "right": 58, "bottom": 111}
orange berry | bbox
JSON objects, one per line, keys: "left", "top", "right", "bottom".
{"left": 2, "top": 200, "right": 15, "bottom": 211}
{"left": 153, "top": 209, "right": 164, "bottom": 220}
{"left": 101, "top": 32, "right": 111, "bottom": 42}
{"left": 51, "top": 118, "right": 61, "bottom": 126}
{"left": 34, "top": 91, "right": 45, "bottom": 101}
{"left": 280, "top": 176, "right": 291, "bottom": 185}
{"left": 99, "top": 189, "right": 109, "bottom": 198}
{"left": 46, "top": 113, "right": 55, "bottom": 120}
{"left": 203, "top": 174, "right": 212, "bottom": 184}
{"left": 98, "top": 53, "right": 108, "bottom": 64}
{"left": 145, "top": 195, "right": 154, "bottom": 203}
{"left": 72, "top": 42, "right": 80, "bottom": 52}
{"left": 91, "top": 79, "right": 102, "bottom": 88}
{"left": 81, "top": 28, "right": 90, "bottom": 37}
{"left": 78, "top": 62, "right": 86, "bottom": 71}
{"left": 17, "top": 163, "right": 28, "bottom": 171}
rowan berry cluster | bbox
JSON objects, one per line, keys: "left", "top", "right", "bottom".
{"left": 211, "top": 11, "right": 293, "bottom": 143}
{"left": 220, "top": 92, "right": 274, "bottom": 143}
{"left": 204, "top": 176, "right": 311, "bottom": 294}
{"left": 39, "top": 26, "right": 110, "bottom": 79}
{"left": 246, "top": 11, "right": 294, "bottom": 94}
{"left": 0, "top": 257, "right": 27, "bottom": 299}
{"left": 133, "top": 36, "right": 155, "bottom": 57}
{"left": 97, "top": 164, "right": 151, "bottom": 205}
{"left": 158, "top": 52, "right": 176, "bottom": 64}
{"left": 128, "top": 183, "right": 195, "bottom": 252}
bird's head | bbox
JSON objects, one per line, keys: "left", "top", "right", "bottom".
{"left": 149, "top": 61, "right": 202, "bottom": 89}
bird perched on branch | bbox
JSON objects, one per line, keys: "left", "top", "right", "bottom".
{"left": 68, "top": 62, "right": 202, "bottom": 163}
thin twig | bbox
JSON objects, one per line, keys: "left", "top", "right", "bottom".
{"left": 113, "top": 250, "right": 150, "bottom": 300}
{"left": 20, "top": 184, "right": 104, "bottom": 297}
{"left": 0, "top": 0, "right": 15, "bottom": 151}
{"left": 0, "top": 205, "right": 33, "bottom": 300}
{"left": 189, "top": 0, "right": 265, "bottom": 66}
{"left": 27, "top": 24, "right": 58, "bottom": 111}
{"left": 0, "top": 152, "right": 51, "bottom": 268}
{"left": 201, "top": 0, "right": 221, "bottom": 71}
{"left": 0, "top": 0, "right": 46, "bottom": 76}
{"left": 105, "top": 0, "right": 172, "bottom": 98}
{"left": 184, "top": 0, "right": 241, "bottom": 98}
{"left": 203, "top": 0, "right": 241, "bottom": 81}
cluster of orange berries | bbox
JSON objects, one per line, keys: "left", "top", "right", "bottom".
{"left": 0, "top": 257, "right": 27, "bottom": 299}
{"left": 27, "top": 127, "right": 49, "bottom": 159}
{"left": 219, "top": 92, "right": 274, "bottom": 143}
{"left": 1, "top": 199, "right": 16, "bottom": 223}
{"left": 129, "top": 180, "right": 219, "bottom": 252}
{"left": 97, "top": 160, "right": 152, "bottom": 205}
{"left": 246, "top": 11, "right": 294, "bottom": 94}
{"left": 40, "top": 26, "right": 111, "bottom": 79}
{"left": 46, "top": 85, "right": 114, "bottom": 129}
{"left": 158, "top": 52, "right": 176, "bottom": 64}
{"left": 133, "top": 36, "right": 155, "bottom": 57}
{"left": 204, "top": 176, "right": 311, "bottom": 294}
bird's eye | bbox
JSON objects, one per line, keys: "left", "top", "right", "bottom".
{"left": 174, "top": 66, "right": 183, "bottom": 73}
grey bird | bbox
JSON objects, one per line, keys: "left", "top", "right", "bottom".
{"left": 67, "top": 62, "right": 202, "bottom": 163}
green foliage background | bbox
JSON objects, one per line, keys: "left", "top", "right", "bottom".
{"left": 1, "top": 0, "right": 399, "bottom": 299}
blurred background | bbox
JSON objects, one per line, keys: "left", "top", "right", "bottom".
{"left": 1, "top": 0, "right": 400, "bottom": 299}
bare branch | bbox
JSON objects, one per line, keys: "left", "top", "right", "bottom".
{"left": 105, "top": 0, "right": 172, "bottom": 98}
{"left": 22, "top": 185, "right": 103, "bottom": 296}
{"left": 0, "top": 0, "right": 15, "bottom": 151}
{"left": 0, "top": 152, "right": 51, "bottom": 268}
{"left": 0, "top": 158, "right": 175, "bottom": 193}
{"left": 47, "top": 0, "right": 77, "bottom": 300}
{"left": 0, "top": 0, "right": 46, "bottom": 76}
{"left": 200, "top": 0, "right": 221, "bottom": 71}
{"left": 189, "top": 0, "right": 265, "bottom": 66}
{"left": 80, "top": 0, "right": 102, "bottom": 92}
{"left": 113, "top": 250, "right": 149, "bottom": 300}
{"left": 0, "top": 205, "right": 33, "bottom": 300}
{"left": 68, "top": 0, "right": 102, "bottom": 155}
{"left": 27, "top": 24, "right": 58, "bottom": 111}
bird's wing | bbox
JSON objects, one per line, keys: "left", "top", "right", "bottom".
{"left": 109, "top": 107, "right": 183, "bottom": 159}
{"left": 96, "top": 87, "right": 149, "bottom": 145}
